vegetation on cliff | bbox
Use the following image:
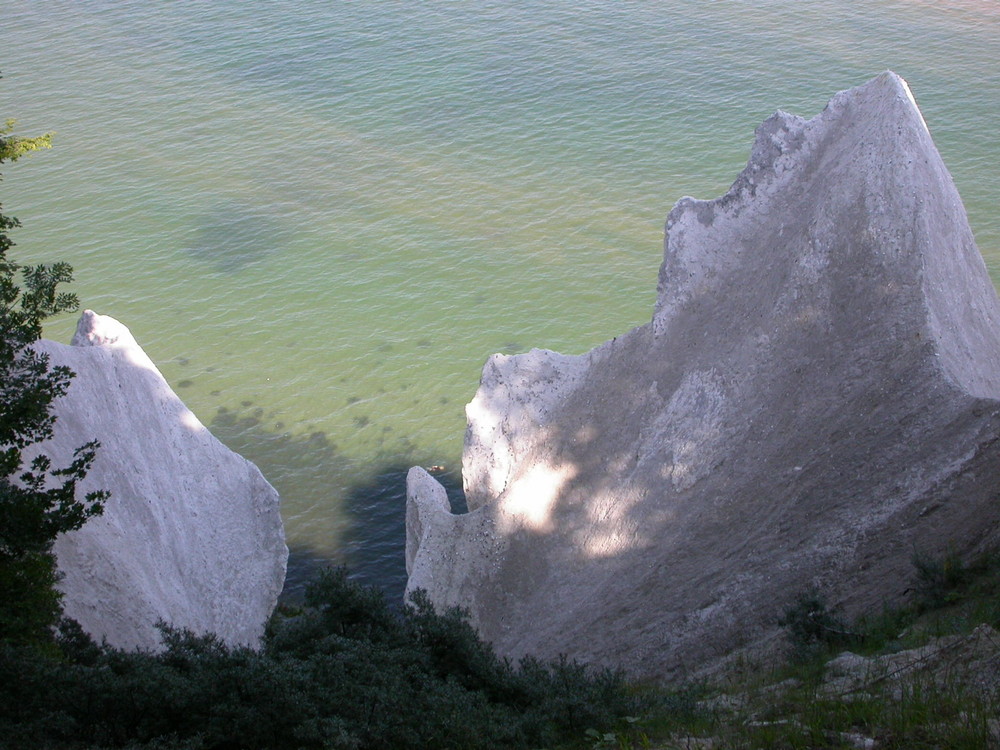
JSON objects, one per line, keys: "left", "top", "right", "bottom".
{"left": 592, "top": 551, "right": 1000, "bottom": 750}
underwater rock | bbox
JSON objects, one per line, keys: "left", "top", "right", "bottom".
{"left": 30, "top": 311, "right": 287, "bottom": 650}
{"left": 406, "top": 72, "right": 1000, "bottom": 678}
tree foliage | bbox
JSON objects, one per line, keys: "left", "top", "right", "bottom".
{"left": 0, "top": 97, "right": 106, "bottom": 648}
{"left": 1, "top": 569, "right": 643, "bottom": 749}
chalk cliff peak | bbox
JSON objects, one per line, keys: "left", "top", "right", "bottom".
{"left": 31, "top": 311, "right": 287, "bottom": 650}
{"left": 406, "top": 73, "right": 1000, "bottom": 678}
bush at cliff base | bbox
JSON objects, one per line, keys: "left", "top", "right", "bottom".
{"left": 0, "top": 568, "right": 643, "bottom": 749}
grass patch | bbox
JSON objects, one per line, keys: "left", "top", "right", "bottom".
{"left": 614, "top": 548, "right": 1000, "bottom": 750}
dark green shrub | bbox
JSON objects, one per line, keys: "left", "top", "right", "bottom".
{"left": 779, "top": 590, "right": 861, "bottom": 661}
{"left": 1, "top": 107, "right": 107, "bottom": 651}
{"left": 402, "top": 588, "right": 519, "bottom": 701}
{"left": 911, "top": 549, "right": 969, "bottom": 611}
{"left": 0, "top": 568, "right": 643, "bottom": 749}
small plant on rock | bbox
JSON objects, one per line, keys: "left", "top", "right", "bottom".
{"left": 779, "top": 589, "right": 861, "bottom": 662}
{"left": 911, "top": 548, "right": 969, "bottom": 611}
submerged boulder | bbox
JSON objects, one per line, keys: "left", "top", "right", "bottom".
{"left": 406, "top": 72, "right": 1000, "bottom": 679}
{"left": 30, "top": 311, "right": 287, "bottom": 650}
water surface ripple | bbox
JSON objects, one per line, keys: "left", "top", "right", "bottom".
{"left": 2, "top": 1, "right": 998, "bottom": 599}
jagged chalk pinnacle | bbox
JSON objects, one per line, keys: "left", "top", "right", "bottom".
{"left": 405, "top": 73, "right": 1000, "bottom": 679}
{"left": 30, "top": 311, "right": 287, "bottom": 650}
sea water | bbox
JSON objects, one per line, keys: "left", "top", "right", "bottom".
{"left": 2, "top": 0, "right": 998, "bottom": 599}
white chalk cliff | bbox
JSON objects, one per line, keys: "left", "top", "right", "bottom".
{"left": 406, "top": 72, "right": 1000, "bottom": 678}
{"left": 29, "top": 311, "right": 287, "bottom": 650}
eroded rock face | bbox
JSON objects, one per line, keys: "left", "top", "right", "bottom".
{"left": 406, "top": 72, "right": 1000, "bottom": 679}
{"left": 30, "top": 311, "right": 287, "bottom": 650}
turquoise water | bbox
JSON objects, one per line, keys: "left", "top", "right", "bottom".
{"left": 3, "top": 1, "right": 999, "bottom": 598}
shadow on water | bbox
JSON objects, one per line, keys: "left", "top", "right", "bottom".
{"left": 277, "top": 544, "right": 339, "bottom": 606}
{"left": 184, "top": 199, "right": 288, "bottom": 272}
{"left": 208, "top": 403, "right": 350, "bottom": 600}
{"left": 340, "top": 463, "right": 466, "bottom": 604}
{"left": 208, "top": 402, "right": 466, "bottom": 605}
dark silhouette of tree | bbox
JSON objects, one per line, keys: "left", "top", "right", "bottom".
{"left": 0, "top": 97, "right": 106, "bottom": 648}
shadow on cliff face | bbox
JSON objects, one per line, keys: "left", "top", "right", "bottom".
{"left": 208, "top": 402, "right": 465, "bottom": 604}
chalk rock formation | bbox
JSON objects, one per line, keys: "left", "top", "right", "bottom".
{"left": 406, "top": 72, "right": 1000, "bottom": 679}
{"left": 29, "top": 311, "right": 287, "bottom": 650}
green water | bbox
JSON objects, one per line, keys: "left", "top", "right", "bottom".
{"left": 2, "top": 1, "right": 998, "bottom": 597}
